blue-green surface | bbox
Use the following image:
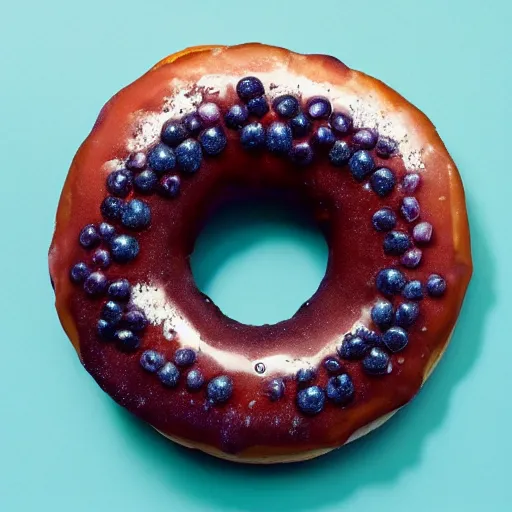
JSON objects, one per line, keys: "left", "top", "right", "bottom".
{"left": 1, "top": 1, "right": 509, "bottom": 510}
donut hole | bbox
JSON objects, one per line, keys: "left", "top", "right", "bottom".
{"left": 190, "top": 193, "right": 328, "bottom": 326}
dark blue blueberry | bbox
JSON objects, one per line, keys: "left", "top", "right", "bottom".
{"left": 362, "top": 347, "right": 390, "bottom": 375}
{"left": 134, "top": 170, "right": 158, "bottom": 194}
{"left": 267, "top": 378, "right": 285, "bottom": 401}
{"left": 330, "top": 112, "right": 353, "bottom": 134}
{"left": 326, "top": 374, "right": 355, "bottom": 405}
{"left": 140, "top": 350, "right": 165, "bottom": 373}
{"left": 126, "top": 152, "right": 147, "bottom": 170}
{"left": 108, "top": 279, "right": 131, "bottom": 301}
{"left": 147, "top": 143, "right": 176, "bottom": 174}
{"left": 401, "top": 197, "right": 420, "bottom": 222}
{"left": 106, "top": 170, "right": 133, "bottom": 198}
{"left": 199, "top": 127, "right": 227, "bottom": 156}
{"left": 348, "top": 150, "right": 375, "bottom": 181}
{"left": 157, "top": 362, "right": 180, "bottom": 386}
{"left": 376, "top": 136, "right": 398, "bottom": 157}
{"left": 296, "top": 386, "right": 325, "bottom": 415}
{"left": 174, "top": 348, "right": 196, "bottom": 367}
{"left": 83, "top": 271, "right": 107, "bottom": 296}
{"left": 370, "top": 168, "right": 396, "bottom": 197}
{"left": 296, "top": 367, "right": 316, "bottom": 383}
{"left": 159, "top": 175, "right": 181, "bottom": 198}
{"left": 186, "top": 369, "right": 205, "bottom": 390}
{"left": 99, "top": 222, "right": 115, "bottom": 241}
{"left": 371, "top": 300, "right": 394, "bottom": 329}
{"left": 372, "top": 208, "right": 397, "bottom": 232}
{"left": 403, "top": 280, "right": 424, "bottom": 301}
{"left": 352, "top": 129, "right": 377, "bottom": 149}
{"left": 175, "top": 139, "right": 202, "bottom": 172}
{"left": 395, "top": 302, "right": 420, "bottom": 328}
{"left": 240, "top": 122, "right": 265, "bottom": 149}
{"left": 70, "top": 262, "right": 90, "bottom": 283}
{"left": 376, "top": 268, "right": 406, "bottom": 295}
{"left": 121, "top": 199, "right": 151, "bottom": 231}
{"left": 92, "top": 249, "right": 111, "bottom": 269}
{"left": 236, "top": 76, "right": 265, "bottom": 101}
{"left": 337, "top": 335, "right": 368, "bottom": 360}
{"left": 289, "top": 112, "right": 312, "bottom": 137}
{"left": 289, "top": 142, "right": 313, "bottom": 166}
{"left": 123, "top": 310, "right": 147, "bottom": 332}
{"left": 225, "top": 104, "right": 249, "bottom": 129}
{"left": 427, "top": 274, "right": 447, "bottom": 297}
{"left": 311, "top": 126, "right": 335, "bottom": 147}
{"left": 79, "top": 224, "right": 100, "bottom": 249}
{"left": 383, "top": 326, "right": 409, "bottom": 352}
{"left": 110, "top": 235, "right": 139, "bottom": 263}
{"left": 100, "top": 196, "right": 125, "bottom": 221}
{"left": 383, "top": 231, "right": 412, "bottom": 256}
{"left": 273, "top": 95, "right": 300, "bottom": 118}
{"left": 328, "top": 140, "right": 352, "bottom": 167}
{"left": 183, "top": 113, "right": 203, "bottom": 135}
{"left": 101, "top": 300, "right": 123, "bottom": 324}
{"left": 355, "top": 326, "right": 382, "bottom": 345}
{"left": 97, "top": 319, "right": 116, "bottom": 341}
{"left": 207, "top": 375, "right": 233, "bottom": 404}
{"left": 247, "top": 96, "right": 269, "bottom": 118}
{"left": 115, "top": 329, "right": 140, "bottom": 351}
{"left": 324, "top": 357, "right": 342, "bottom": 373}
{"left": 161, "top": 121, "right": 188, "bottom": 147}
{"left": 266, "top": 122, "right": 293, "bottom": 153}
{"left": 306, "top": 96, "right": 331, "bottom": 119}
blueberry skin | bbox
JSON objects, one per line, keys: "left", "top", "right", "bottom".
{"left": 413, "top": 221, "right": 433, "bottom": 244}
{"left": 306, "top": 96, "right": 332, "bottom": 119}
{"left": 328, "top": 140, "right": 352, "bottom": 167}
{"left": 159, "top": 175, "right": 181, "bottom": 198}
{"left": 267, "top": 378, "right": 285, "bottom": 401}
{"left": 401, "top": 248, "right": 423, "bottom": 269}
{"left": 371, "top": 300, "right": 394, "bottom": 329}
{"left": 296, "top": 386, "right": 325, "bottom": 415}
{"left": 326, "top": 374, "right": 355, "bottom": 405}
{"left": 199, "top": 127, "right": 227, "bottom": 156}
{"left": 161, "top": 121, "right": 188, "bottom": 147}
{"left": 140, "top": 350, "right": 165, "bottom": 373}
{"left": 370, "top": 168, "right": 396, "bottom": 197}
{"left": 401, "top": 197, "right": 420, "bottom": 223}
{"left": 330, "top": 112, "right": 353, "bottom": 134}
{"left": 115, "top": 329, "right": 140, "bottom": 351}
{"left": 376, "top": 268, "right": 406, "bottom": 295}
{"left": 236, "top": 76, "right": 265, "bottom": 100}
{"left": 197, "top": 102, "right": 221, "bottom": 126}
{"left": 395, "top": 302, "right": 420, "bottom": 328}
{"left": 427, "top": 274, "right": 447, "bottom": 297}
{"left": 240, "top": 122, "right": 265, "bottom": 149}
{"left": 348, "top": 150, "right": 375, "bottom": 180}
{"left": 108, "top": 279, "right": 131, "bottom": 301}
{"left": 126, "top": 152, "right": 147, "bottom": 170}
{"left": 402, "top": 173, "right": 421, "bottom": 193}
{"left": 107, "top": 170, "right": 133, "bottom": 198}
{"left": 337, "top": 335, "right": 368, "bottom": 360}
{"left": 83, "top": 271, "right": 107, "bottom": 296}
{"left": 372, "top": 208, "right": 397, "bottom": 232}
{"left": 296, "top": 367, "right": 316, "bottom": 383}
{"left": 134, "top": 170, "right": 158, "bottom": 193}
{"left": 311, "top": 126, "right": 335, "bottom": 147}
{"left": 92, "top": 249, "right": 111, "bottom": 269}
{"left": 97, "top": 319, "right": 116, "bottom": 341}
{"left": 289, "top": 112, "right": 311, "bottom": 137}
{"left": 123, "top": 310, "right": 148, "bottom": 332}
{"left": 101, "top": 300, "right": 123, "bottom": 324}
{"left": 157, "top": 362, "right": 180, "bottom": 387}
{"left": 174, "top": 348, "right": 197, "bottom": 367}
{"left": 79, "top": 224, "right": 100, "bottom": 249}
{"left": 99, "top": 222, "right": 115, "bottom": 241}
{"left": 362, "top": 347, "right": 391, "bottom": 375}
{"left": 70, "top": 262, "right": 91, "bottom": 283}
{"left": 183, "top": 113, "right": 203, "bottom": 135}
{"left": 353, "top": 129, "right": 378, "bottom": 149}
{"left": 186, "top": 369, "right": 205, "bottom": 390}
{"left": 147, "top": 143, "right": 176, "bottom": 173}
{"left": 355, "top": 326, "right": 382, "bottom": 345}
{"left": 403, "top": 280, "right": 424, "bottom": 300}
{"left": 207, "top": 375, "right": 233, "bottom": 403}
{"left": 225, "top": 104, "right": 249, "bottom": 129}
{"left": 376, "top": 136, "right": 398, "bottom": 157}
{"left": 383, "top": 231, "right": 412, "bottom": 256}
{"left": 324, "top": 357, "right": 342, "bottom": 373}
{"left": 175, "top": 138, "right": 202, "bottom": 172}
{"left": 110, "top": 235, "right": 139, "bottom": 263}
{"left": 266, "top": 122, "right": 293, "bottom": 153}
{"left": 247, "top": 96, "right": 269, "bottom": 118}
{"left": 121, "top": 199, "right": 151, "bottom": 231}
{"left": 100, "top": 196, "right": 125, "bottom": 221}
{"left": 289, "top": 142, "right": 314, "bottom": 166}
{"left": 273, "top": 95, "right": 300, "bottom": 118}
{"left": 383, "top": 326, "right": 409, "bottom": 352}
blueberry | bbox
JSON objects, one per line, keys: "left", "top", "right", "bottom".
{"left": 370, "top": 168, "right": 396, "bottom": 197}
{"left": 70, "top": 262, "right": 90, "bottom": 283}
{"left": 110, "top": 235, "right": 139, "bottom": 263}
{"left": 402, "top": 173, "right": 421, "bottom": 193}
{"left": 337, "top": 335, "right": 368, "bottom": 360}
{"left": 273, "top": 95, "right": 300, "bottom": 118}
{"left": 362, "top": 347, "right": 390, "bottom": 375}
{"left": 427, "top": 274, "right": 447, "bottom": 297}
{"left": 330, "top": 112, "right": 352, "bottom": 134}
{"left": 401, "top": 197, "right": 420, "bottom": 222}
{"left": 159, "top": 175, "right": 181, "bottom": 198}
{"left": 83, "top": 271, "right": 107, "bottom": 296}
{"left": 161, "top": 121, "right": 188, "bottom": 147}
{"left": 108, "top": 279, "right": 131, "bottom": 301}
{"left": 395, "top": 302, "right": 420, "bottom": 328}
{"left": 99, "top": 222, "right": 115, "bottom": 241}
{"left": 97, "top": 319, "right": 116, "bottom": 341}
{"left": 126, "top": 152, "right": 147, "bottom": 170}
{"left": 355, "top": 326, "right": 382, "bottom": 345}
{"left": 174, "top": 348, "right": 196, "bottom": 367}
{"left": 199, "top": 127, "right": 227, "bottom": 156}
{"left": 266, "top": 122, "right": 293, "bottom": 153}
{"left": 324, "top": 357, "right": 342, "bottom": 373}
{"left": 326, "top": 374, "right": 355, "bottom": 405}
{"left": 267, "top": 378, "right": 285, "bottom": 401}
{"left": 289, "top": 142, "right": 313, "bottom": 166}
{"left": 123, "top": 310, "right": 147, "bottom": 332}
{"left": 240, "top": 122, "right": 265, "bottom": 149}
{"left": 296, "top": 386, "right": 325, "bottom": 415}
{"left": 140, "top": 350, "right": 165, "bottom": 373}
{"left": 371, "top": 300, "right": 394, "bottom": 329}
{"left": 175, "top": 138, "right": 202, "bottom": 172}
{"left": 183, "top": 113, "right": 203, "bottom": 135}
{"left": 348, "top": 150, "right": 375, "bottom": 180}
{"left": 306, "top": 96, "right": 331, "bottom": 119}
{"left": 147, "top": 143, "right": 176, "bottom": 173}
{"left": 101, "top": 301, "right": 123, "bottom": 324}
{"left": 296, "top": 367, "right": 316, "bottom": 383}
{"left": 376, "top": 268, "right": 406, "bottom": 295}
{"left": 372, "top": 208, "right": 397, "bottom": 232}
{"left": 92, "top": 249, "right": 111, "bottom": 269}
{"left": 289, "top": 112, "right": 311, "bottom": 137}
{"left": 133, "top": 170, "right": 157, "bottom": 194}
{"left": 79, "top": 224, "right": 100, "bottom": 249}
{"left": 236, "top": 76, "right": 265, "bottom": 101}
{"left": 402, "top": 280, "right": 424, "bottom": 301}
{"left": 207, "top": 375, "right": 233, "bottom": 403}
{"left": 328, "top": 140, "right": 352, "bottom": 167}
{"left": 186, "top": 369, "right": 205, "bottom": 390}
{"left": 100, "top": 196, "right": 125, "bottom": 221}
{"left": 353, "top": 128, "right": 377, "bottom": 149}
{"left": 225, "top": 104, "right": 249, "bottom": 129}
{"left": 107, "top": 169, "right": 133, "bottom": 198}
{"left": 311, "top": 126, "right": 335, "bottom": 147}
{"left": 157, "top": 362, "right": 180, "bottom": 386}
{"left": 413, "top": 222, "right": 433, "bottom": 244}
{"left": 121, "top": 199, "right": 151, "bottom": 231}
{"left": 197, "top": 102, "right": 221, "bottom": 126}
{"left": 375, "top": 136, "right": 398, "bottom": 157}
{"left": 383, "top": 231, "right": 412, "bottom": 256}
{"left": 383, "top": 326, "right": 409, "bottom": 352}
{"left": 400, "top": 248, "right": 423, "bottom": 269}
{"left": 247, "top": 96, "right": 269, "bottom": 118}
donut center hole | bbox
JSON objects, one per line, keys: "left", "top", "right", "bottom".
{"left": 191, "top": 194, "right": 329, "bottom": 326}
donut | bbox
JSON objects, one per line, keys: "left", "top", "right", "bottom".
{"left": 49, "top": 43, "right": 472, "bottom": 464}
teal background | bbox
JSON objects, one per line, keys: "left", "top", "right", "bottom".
{"left": 1, "top": 0, "right": 509, "bottom": 510}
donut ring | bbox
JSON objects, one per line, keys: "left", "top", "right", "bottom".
{"left": 49, "top": 43, "right": 472, "bottom": 464}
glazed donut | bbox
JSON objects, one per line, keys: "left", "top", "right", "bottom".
{"left": 49, "top": 43, "right": 472, "bottom": 464}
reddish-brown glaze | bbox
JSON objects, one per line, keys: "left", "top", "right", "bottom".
{"left": 49, "top": 44, "right": 472, "bottom": 462}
